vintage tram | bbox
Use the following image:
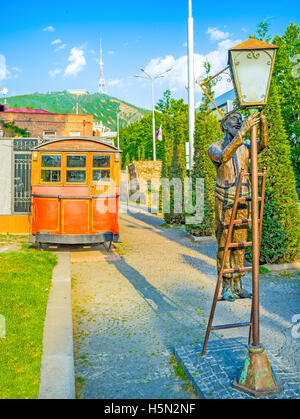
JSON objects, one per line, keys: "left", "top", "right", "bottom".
{"left": 30, "top": 137, "right": 122, "bottom": 247}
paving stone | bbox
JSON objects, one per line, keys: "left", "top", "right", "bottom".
{"left": 72, "top": 211, "right": 300, "bottom": 399}
{"left": 175, "top": 336, "right": 300, "bottom": 399}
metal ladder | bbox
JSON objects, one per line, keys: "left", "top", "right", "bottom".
{"left": 201, "top": 169, "right": 267, "bottom": 356}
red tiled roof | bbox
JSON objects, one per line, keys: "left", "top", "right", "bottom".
{"left": 0, "top": 105, "right": 53, "bottom": 114}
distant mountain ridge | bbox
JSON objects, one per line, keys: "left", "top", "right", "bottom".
{"left": 4, "top": 91, "right": 149, "bottom": 130}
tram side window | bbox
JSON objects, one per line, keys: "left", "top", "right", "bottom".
{"left": 41, "top": 155, "right": 61, "bottom": 183}
{"left": 93, "top": 155, "right": 111, "bottom": 182}
{"left": 66, "top": 155, "right": 86, "bottom": 183}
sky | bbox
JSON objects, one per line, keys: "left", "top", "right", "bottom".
{"left": 0, "top": 0, "right": 299, "bottom": 110}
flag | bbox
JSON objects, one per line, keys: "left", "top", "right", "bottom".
{"left": 156, "top": 125, "right": 163, "bottom": 142}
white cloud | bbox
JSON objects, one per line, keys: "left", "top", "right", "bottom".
{"left": 43, "top": 26, "right": 54, "bottom": 32}
{"left": 49, "top": 69, "right": 62, "bottom": 78}
{"left": 207, "top": 27, "right": 230, "bottom": 41}
{"left": 64, "top": 47, "right": 87, "bottom": 77}
{"left": 51, "top": 39, "right": 62, "bottom": 45}
{"left": 55, "top": 43, "right": 67, "bottom": 52}
{"left": 0, "top": 54, "right": 7, "bottom": 82}
{"left": 107, "top": 50, "right": 115, "bottom": 55}
{"left": 142, "top": 38, "right": 242, "bottom": 98}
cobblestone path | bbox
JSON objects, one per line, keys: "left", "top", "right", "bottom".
{"left": 72, "top": 207, "right": 300, "bottom": 399}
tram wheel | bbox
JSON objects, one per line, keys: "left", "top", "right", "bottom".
{"left": 38, "top": 243, "right": 48, "bottom": 251}
{"left": 104, "top": 241, "right": 113, "bottom": 253}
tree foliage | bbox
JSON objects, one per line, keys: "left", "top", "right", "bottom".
{"left": 186, "top": 62, "right": 223, "bottom": 236}
{"left": 0, "top": 120, "right": 30, "bottom": 137}
{"left": 258, "top": 81, "right": 300, "bottom": 263}
{"left": 272, "top": 23, "right": 300, "bottom": 186}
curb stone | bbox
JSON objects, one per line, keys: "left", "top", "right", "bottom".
{"left": 38, "top": 252, "right": 75, "bottom": 399}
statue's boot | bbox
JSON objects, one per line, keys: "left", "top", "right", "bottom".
{"left": 233, "top": 278, "right": 252, "bottom": 299}
{"left": 221, "top": 278, "right": 236, "bottom": 302}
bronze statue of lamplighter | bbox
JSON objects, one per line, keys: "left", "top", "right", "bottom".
{"left": 199, "top": 36, "right": 283, "bottom": 397}
{"left": 208, "top": 110, "right": 268, "bottom": 302}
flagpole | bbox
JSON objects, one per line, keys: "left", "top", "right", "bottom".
{"left": 188, "top": 0, "right": 195, "bottom": 170}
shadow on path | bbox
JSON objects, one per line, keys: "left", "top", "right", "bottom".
{"left": 109, "top": 257, "right": 180, "bottom": 315}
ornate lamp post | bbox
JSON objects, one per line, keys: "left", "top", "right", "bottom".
{"left": 228, "top": 36, "right": 282, "bottom": 397}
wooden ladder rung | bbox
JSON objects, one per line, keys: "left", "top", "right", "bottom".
{"left": 211, "top": 322, "right": 252, "bottom": 331}
{"left": 242, "top": 172, "right": 266, "bottom": 177}
{"left": 238, "top": 197, "right": 263, "bottom": 203}
{"left": 224, "top": 219, "right": 261, "bottom": 229}
{"left": 233, "top": 219, "right": 251, "bottom": 225}
{"left": 223, "top": 267, "right": 252, "bottom": 274}
{"left": 228, "top": 242, "right": 252, "bottom": 249}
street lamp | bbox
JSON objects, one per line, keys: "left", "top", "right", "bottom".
{"left": 135, "top": 68, "right": 172, "bottom": 161}
{"left": 228, "top": 36, "right": 281, "bottom": 398}
{"left": 228, "top": 35, "right": 278, "bottom": 109}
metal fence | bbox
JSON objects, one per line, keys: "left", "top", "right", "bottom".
{"left": 13, "top": 139, "right": 38, "bottom": 214}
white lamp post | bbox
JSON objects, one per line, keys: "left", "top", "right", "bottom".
{"left": 187, "top": 0, "right": 195, "bottom": 171}
{"left": 135, "top": 68, "right": 171, "bottom": 161}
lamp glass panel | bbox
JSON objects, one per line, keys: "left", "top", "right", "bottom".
{"left": 231, "top": 49, "right": 275, "bottom": 105}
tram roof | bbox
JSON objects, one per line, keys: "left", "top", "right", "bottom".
{"left": 33, "top": 137, "right": 122, "bottom": 153}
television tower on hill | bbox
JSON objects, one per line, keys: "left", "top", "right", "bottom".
{"left": 99, "top": 39, "right": 108, "bottom": 95}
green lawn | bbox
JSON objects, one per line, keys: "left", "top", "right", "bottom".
{"left": 0, "top": 250, "right": 57, "bottom": 399}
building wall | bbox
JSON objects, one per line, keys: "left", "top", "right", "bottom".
{"left": 0, "top": 112, "right": 94, "bottom": 137}
{"left": 128, "top": 161, "right": 162, "bottom": 195}
{"left": 0, "top": 140, "right": 12, "bottom": 215}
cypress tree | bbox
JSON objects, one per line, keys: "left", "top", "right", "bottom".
{"left": 164, "top": 100, "right": 188, "bottom": 225}
{"left": 186, "top": 61, "right": 223, "bottom": 236}
{"left": 186, "top": 110, "right": 223, "bottom": 236}
{"left": 258, "top": 81, "right": 300, "bottom": 263}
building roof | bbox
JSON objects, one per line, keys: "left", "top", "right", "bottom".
{"left": 209, "top": 89, "right": 235, "bottom": 110}
{"left": 0, "top": 105, "right": 53, "bottom": 114}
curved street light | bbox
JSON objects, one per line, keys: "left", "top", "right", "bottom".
{"left": 134, "top": 68, "right": 172, "bottom": 161}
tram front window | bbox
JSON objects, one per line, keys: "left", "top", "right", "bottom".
{"left": 67, "top": 155, "right": 86, "bottom": 168}
{"left": 66, "top": 170, "right": 86, "bottom": 183}
{"left": 66, "top": 155, "right": 86, "bottom": 183}
{"left": 93, "top": 170, "right": 110, "bottom": 182}
{"left": 41, "top": 155, "right": 61, "bottom": 168}
{"left": 41, "top": 170, "right": 61, "bottom": 183}
{"left": 41, "top": 154, "right": 61, "bottom": 183}
{"left": 93, "top": 155, "right": 111, "bottom": 182}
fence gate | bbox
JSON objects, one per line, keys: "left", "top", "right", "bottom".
{"left": 13, "top": 139, "right": 38, "bottom": 214}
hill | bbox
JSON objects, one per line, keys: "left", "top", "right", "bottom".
{"left": 4, "top": 91, "right": 149, "bottom": 131}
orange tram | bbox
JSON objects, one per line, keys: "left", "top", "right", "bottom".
{"left": 30, "top": 137, "right": 122, "bottom": 247}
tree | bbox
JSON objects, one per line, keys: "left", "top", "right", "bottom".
{"left": 272, "top": 23, "right": 300, "bottom": 186}
{"left": 258, "top": 81, "right": 300, "bottom": 263}
{"left": 157, "top": 90, "right": 174, "bottom": 178}
{"left": 255, "top": 19, "right": 273, "bottom": 42}
{"left": 186, "top": 62, "right": 223, "bottom": 236}
{"left": 255, "top": 21, "right": 300, "bottom": 185}
{"left": 164, "top": 99, "right": 188, "bottom": 225}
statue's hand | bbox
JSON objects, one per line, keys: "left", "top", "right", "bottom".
{"left": 240, "top": 111, "right": 260, "bottom": 137}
